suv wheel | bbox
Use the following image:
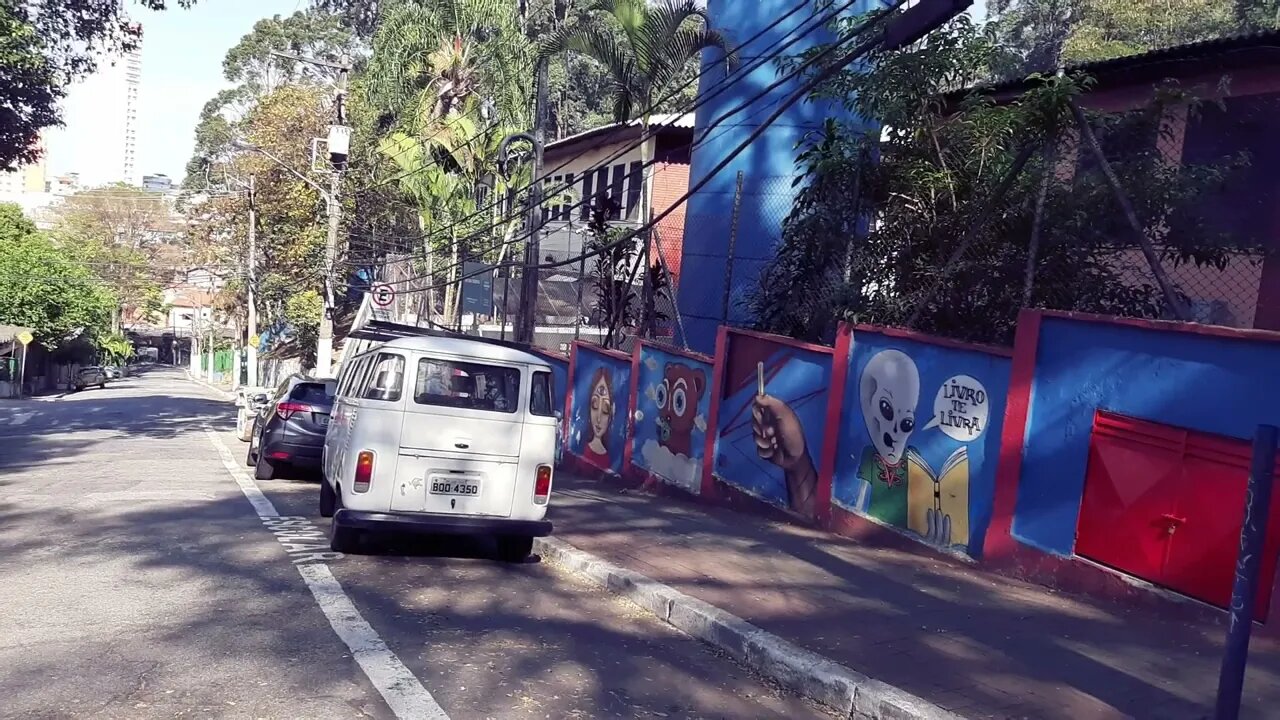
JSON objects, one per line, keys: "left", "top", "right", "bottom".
{"left": 254, "top": 452, "right": 275, "bottom": 480}
{"left": 496, "top": 535, "right": 534, "bottom": 563}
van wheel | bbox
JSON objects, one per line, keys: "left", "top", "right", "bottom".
{"left": 496, "top": 535, "right": 534, "bottom": 563}
{"left": 319, "top": 480, "right": 336, "bottom": 518}
{"left": 254, "top": 453, "right": 275, "bottom": 480}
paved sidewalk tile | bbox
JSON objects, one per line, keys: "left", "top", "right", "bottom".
{"left": 546, "top": 473, "right": 1280, "bottom": 719}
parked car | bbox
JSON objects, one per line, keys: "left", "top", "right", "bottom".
{"left": 235, "top": 387, "right": 272, "bottom": 442}
{"left": 321, "top": 336, "right": 556, "bottom": 560}
{"left": 72, "top": 366, "right": 108, "bottom": 391}
{"left": 245, "top": 375, "right": 336, "bottom": 480}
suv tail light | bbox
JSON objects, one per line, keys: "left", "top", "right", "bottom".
{"left": 353, "top": 450, "right": 374, "bottom": 493}
{"left": 533, "top": 465, "right": 552, "bottom": 505}
{"left": 276, "top": 401, "right": 317, "bottom": 420}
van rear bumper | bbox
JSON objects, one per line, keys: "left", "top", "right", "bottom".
{"left": 333, "top": 509, "right": 553, "bottom": 537}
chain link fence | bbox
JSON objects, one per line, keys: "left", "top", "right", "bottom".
{"left": 734, "top": 90, "right": 1278, "bottom": 349}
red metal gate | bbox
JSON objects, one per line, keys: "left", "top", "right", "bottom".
{"left": 1075, "top": 411, "right": 1280, "bottom": 620}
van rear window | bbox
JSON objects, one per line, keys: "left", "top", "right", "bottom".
{"left": 414, "top": 358, "right": 520, "bottom": 414}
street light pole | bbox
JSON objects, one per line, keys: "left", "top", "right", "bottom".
{"left": 246, "top": 174, "right": 258, "bottom": 387}
{"left": 503, "top": 57, "right": 549, "bottom": 345}
{"left": 317, "top": 62, "right": 348, "bottom": 377}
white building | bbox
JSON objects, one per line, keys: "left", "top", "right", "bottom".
{"left": 47, "top": 29, "right": 143, "bottom": 187}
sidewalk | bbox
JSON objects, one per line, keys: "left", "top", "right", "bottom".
{"left": 546, "top": 473, "right": 1280, "bottom": 719}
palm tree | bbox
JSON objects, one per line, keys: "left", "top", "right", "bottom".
{"left": 364, "top": 0, "right": 532, "bottom": 324}
{"left": 538, "top": 0, "right": 736, "bottom": 336}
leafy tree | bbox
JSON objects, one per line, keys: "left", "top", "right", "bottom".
{"left": 538, "top": 0, "right": 736, "bottom": 333}
{"left": 0, "top": 0, "right": 191, "bottom": 170}
{"left": 0, "top": 203, "right": 114, "bottom": 347}
{"left": 50, "top": 185, "right": 184, "bottom": 330}
{"left": 0, "top": 5, "right": 58, "bottom": 170}
{"left": 991, "top": 0, "right": 1275, "bottom": 77}
{"left": 223, "top": 10, "right": 355, "bottom": 96}
{"left": 752, "top": 17, "right": 1253, "bottom": 346}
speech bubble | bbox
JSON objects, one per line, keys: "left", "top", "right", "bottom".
{"left": 922, "top": 374, "right": 989, "bottom": 442}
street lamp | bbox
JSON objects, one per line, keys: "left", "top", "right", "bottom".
{"left": 232, "top": 138, "right": 340, "bottom": 377}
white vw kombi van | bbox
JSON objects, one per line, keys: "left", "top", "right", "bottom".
{"left": 321, "top": 335, "right": 558, "bottom": 560}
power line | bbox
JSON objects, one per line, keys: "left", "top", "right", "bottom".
{"left": 353, "top": 0, "right": 902, "bottom": 290}
{"left": 343, "top": 0, "right": 842, "bottom": 259}
{"left": 368, "top": 0, "right": 916, "bottom": 299}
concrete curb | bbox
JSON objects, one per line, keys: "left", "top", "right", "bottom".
{"left": 184, "top": 371, "right": 236, "bottom": 401}
{"left": 534, "top": 536, "right": 964, "bottom": 720}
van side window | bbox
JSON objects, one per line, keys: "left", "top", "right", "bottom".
{"left": 360, "top": 353, "right": 405, "bottom": 402}
{"left": 530, "top": 371, "right": 555, "bottom": 417}
{"left": 414, "top": 358, "right": 520, "bottom": 414}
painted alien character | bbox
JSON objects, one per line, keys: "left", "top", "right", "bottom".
{"left": 856, "top": 349, "right": 921, "bottom": 529}
{"left": 655, "top": 363, "right": 707, "bottom": 458}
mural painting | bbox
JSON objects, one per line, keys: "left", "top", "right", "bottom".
{"left": 631, "top": 345, "right": 713, "bottom": 494}
{"left": 567, "top": 345, "right": 631, "bottom": 475}
{"left": 714, "top": 331, "right": 832, "bottom": 517}
{"left": 833, "top": 330, "right": 1009, "bottom": 555}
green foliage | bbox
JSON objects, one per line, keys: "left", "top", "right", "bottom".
{"left": 0, "top": 5, "right": 59, "bottom": 170}
{"left": 0, "top": 0, "right": 191, "bottom": 170}
{"left": 584, "top": 200, "right": 638, "bottom": 347}
{"left": 98, "top": 333, "right": 136, "bottom": 364}
{"left": 990, "top": 0, "right": 1278, "bottom": 76}
{"left": 752, "top": 18, "right": 1255, "bottom": 346}
{"left": 0, "top": 203, "right": 114, "bottom": 348}
{"left": 223, "top": 10, "right": 354, "bottom": 96}
{"left": 538, "top": 0, "right": 736, "bottom": 123}
{"left": 284, "top": 289, "right": 323, "bottom": 366}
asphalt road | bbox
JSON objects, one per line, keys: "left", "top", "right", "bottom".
{"left": 0, "top": 367, "right": 826, "bottom": 720}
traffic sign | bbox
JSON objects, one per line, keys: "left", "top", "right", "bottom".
{"left": 248, "top": 334, "right": 260, "bottom": 348}
{"left": 371, "top": 283, "right": 395, "bottom": 307}
{"left": 16, "top": 331, "right": 33, "bottom": 346}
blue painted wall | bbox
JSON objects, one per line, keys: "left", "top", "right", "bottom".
{"left": 631, "top": 346, "right": 714, "bottom": 493}
{"left": 567, "top": 346, "right": 632, "bottom": 476}
{"left": 833, "top": 330, "right": 1010, "bottom": 556}
{"left": 713, "top": 332, "right": 832, "bottom": 516}
{"left": 1014, "top": 317, "right": 1280, "bottom": 554}
{"left": 678, "top": 0, "right": 880, "bottom": 354}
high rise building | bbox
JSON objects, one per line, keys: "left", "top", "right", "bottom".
{"left": 48, "top": 26, "right": 143, "bottom": 187}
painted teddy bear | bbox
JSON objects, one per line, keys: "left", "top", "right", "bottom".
{"left": 656, "top": 362, "right": 706, "bottom": 458}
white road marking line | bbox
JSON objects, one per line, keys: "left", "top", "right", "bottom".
{"left": 204, "top": 429, "right": 449, "bottom": 720}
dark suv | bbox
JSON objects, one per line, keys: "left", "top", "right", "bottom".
{"left": 245, "top": 375, "right": 336, "bottom": 480}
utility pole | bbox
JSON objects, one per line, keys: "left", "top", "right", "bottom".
{"left": 514, "top": 57, "right": 549, "bottom": 345}
{"left": 246, "top": 175, "right": 258, "bottom": 387}
{"left": 317, "top": 60, "right": 349, "bottom": 377}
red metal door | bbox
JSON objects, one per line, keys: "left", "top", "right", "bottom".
{"left": 1076, "top": 412, "right": 1184, "bottom": 584}
{"left": 1077, "top": 411, "right": 1280, "bottom": 621}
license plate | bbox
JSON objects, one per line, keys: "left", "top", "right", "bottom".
{"left": 429, "top": 478, "right": 480, "bottom": 496}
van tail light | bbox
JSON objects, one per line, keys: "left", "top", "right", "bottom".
{"left": 353, "top": 450, "right": 374, "bottom": 493}
{"left": 533, "top": 465, "right": 552, "bottom": 505}
{"left": 276, "top": 401, "right": 317, "bottom": 420}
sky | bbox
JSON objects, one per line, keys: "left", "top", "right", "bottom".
{"left": 46, "top": 0, "right": 302, "bottom": 185}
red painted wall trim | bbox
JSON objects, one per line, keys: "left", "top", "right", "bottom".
{"left": 985, "top": 308, "right": 1043, "bottom": 561}
{"left": 816, "top": 323, "right": 854, "bottom": 525}
{"left": 1038, "top": 309, "right": 1280, "bottom": 345}
{"left": 637, "top": 338, "right": 714, "bottom": 365}
{"left": 725, "top": 326, "right": 834, "bottom": 356}
{"left": 562, "top": 343, "right": 579, "bottom": 450}
{"left": 701, "top": 325, "right": 730, "bottom": 499}
{"left": 850, "top": 322, "right": 1014, "bottom": 358}
{"left": 572, "top": 339, "right": 632, "bottom": 362}
{"left": 623, "top": 343, "right": 642, "bottom": 472}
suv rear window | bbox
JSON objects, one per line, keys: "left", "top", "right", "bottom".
{"left": 414, "top": 358, "right": 520, "bottom": 414}
{"left": 289, "top": 382, "right": 335, "bottom": 405}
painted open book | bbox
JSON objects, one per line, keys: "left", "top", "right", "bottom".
{"left": 905, "top": 446, "right": 970, "bottom": 548}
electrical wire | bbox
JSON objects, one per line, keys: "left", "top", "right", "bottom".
{"left": 352, "top": 0, "right": 903, "bottom": 290}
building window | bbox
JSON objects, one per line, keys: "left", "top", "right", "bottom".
{"left": 626, "top": 161, "right": 643, "bottom": 219}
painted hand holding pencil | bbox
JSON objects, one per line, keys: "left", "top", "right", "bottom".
{"left": 750, "top": 361, "right": 819, "bottom": 516}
